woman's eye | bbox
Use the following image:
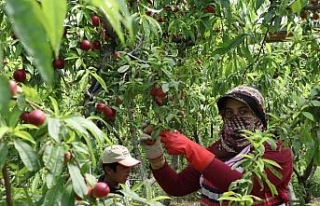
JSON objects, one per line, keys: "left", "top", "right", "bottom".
{"left": 239, "top": 109, "right": 250, "bottom": 116}
{"left": 225, "top": 111, "right": 233, "bottom": 117}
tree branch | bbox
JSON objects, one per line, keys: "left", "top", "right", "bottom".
{"left": 2, "top": 164, "right": 13, "bottom": 206}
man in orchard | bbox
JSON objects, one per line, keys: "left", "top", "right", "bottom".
{"left": 98, "top": 145, "right": 141, "bottom": 196}
{"left": 77, "top": 145, "right": 141, "bottom": 206}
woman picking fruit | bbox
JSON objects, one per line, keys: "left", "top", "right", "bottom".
{"left": 140, "top": 85, "right": 293, "bottom": 206}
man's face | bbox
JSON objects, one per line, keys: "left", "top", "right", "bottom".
{"left": 109, "top": 164, "right": 132, "bottom": 184}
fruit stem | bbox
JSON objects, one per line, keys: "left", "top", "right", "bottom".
{"left": 25, "top": 99, "right": 52, "bottom": 114}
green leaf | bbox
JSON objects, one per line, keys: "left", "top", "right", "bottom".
{"left": 79, "top": 71, "right": 90, "bottom": 93}
{"left": 75, "top": 58, "right": 83, "bottom": 70}
{"left": 68, "top": 164, "right": 88, "bottom": 199}
{"left": 213, "top": 34, "right": 247, "bottom": 55}
{"left": 0, "top": 76, "right": 11, "bottom": 117}
{"left": 142, "top": 15, "right": 151, "bottom": 39}
{"left": 314, "top": 145, "right": 320, "bottom": 166}
{"left": 72, "top": 116, "right": 105, "bottom": 144}
{"left": 117, "top": 65, "right": 130, "bottom": 73}
{"left": 42, "top": 177, "right": 64, "bottom": 206}
{"left": 49, "top": 96, "right": 60, "bottom": 116}
{"left": 262, "top": 158, "right": 281, "bottom": 168}
{"left": 300, "top": 126, "right": 313, "bottom": 143}
{"left": 290, "top": 0, "right": 308, "bottom": 13}
{"left": 240, "top": 46, "right": 254, "bottom": 63}
{"left": 31, "top": 172, "right": 41, "bottom": 193}
{"left": 0, "top": 126, "right": 10, "bottom": 140}
{"left": 0, "top": 142, "right": 8, "bottom": 168}
{"left": 8, "top": 106, "right": 24, "bottom": 128}
{"left": 15, "top": 124, "right": 38, "bottom": 130}
{"left": 65, "top": 117, "right": 89, "bottom": 137}
{"left": 302, "top": 112, "right": 314, "bottom": 121}
{"left": 22, "top": 85, "right": 42, "bottom": 104}
{"left": 255, "top": 0, "right": 265, "bottom": 10}
{"left": 45, "top": 173, "right": 55, "bottom": 190}
{"left": 14, "top": 139, "right": 39, "bottom": 171}
{"left": 89, "top": 71, "right": 107, "bottom": 91}
{"left": 71, "top": 142, "right": 89, "bottom": 155}
{"left": 5, "top": 0, "right": 54, "bottom": 84}
{"left": 265, "top": 179, "right": 278, "bottom": 196}
{"left": 43, "top": 144, "right": 64, "bottom": 176}
{"left": 47, "top": 117, "right": 61, "bottom": 143}
{"left": 41, "top": 0, "right": 67, "bottom": 56}
{"left": 311, "top": 100, "right": 320, "bottom": 107}
{"left": 61, "top": 184, "right": 75, "bottom": 206}
{"left": 90, "top": 0, "right": 131, "bottom": 44}
{"left": 70, "top": 116, "right": 107, "bottom": 166}
{"left": 146, "top": 16, "right": 162, "bottom": 39}
{"left": 12, "top": 130, "right": 36, "bottom": 144}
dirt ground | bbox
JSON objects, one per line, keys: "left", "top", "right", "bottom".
{"left": 310, "top": 197, "right": 320, "bottom": 204}
{"left": 169, "top": 197, "right": 320, "bottom": 206}
{"left": 170, "top": 201, "right": 198, "bottom": 206}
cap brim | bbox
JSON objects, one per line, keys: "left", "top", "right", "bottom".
{"left": 118, "top": 157, "right": 141, "bottom": 167}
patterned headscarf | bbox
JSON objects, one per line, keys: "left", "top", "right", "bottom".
{"left": 216, "top": 85, "right": 266, "bottom": 154}
{"left": 217, "top": 85, "right": 267, "bottom": 129}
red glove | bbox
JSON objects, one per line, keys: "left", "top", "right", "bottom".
{"left": 160, "top": 130, "right": 215, "bottom": 172}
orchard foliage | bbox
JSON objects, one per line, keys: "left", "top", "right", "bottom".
{"left": 1, "top": 0, "right": 320, "bottom": 205}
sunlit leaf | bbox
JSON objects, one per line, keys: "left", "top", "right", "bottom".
{"left": 12, "top": 130, "right": 36, "bottom": 144}
{"left": 65, "top": 117, "right": 89, "bottom": 137}
{"left": 302, "top": 112, "right": 314, "bottom": 121}
{"left": 0, "top": 142, "right": 8, "bottom": 168}
{"left": 68, "top": 164, "right": 87, "bottom": 199}
{"left": 263, "top": 158, "right": 280, "bottom": 168}
{"left": 22, "top": 85, "right": 42, "bottom": 103}
{"left": 314, "top": 145, "right": 320, "bottom": 166}
{"left": 89, "top": 71, "right": 108, "bottom": 91}
{"left": 49, "top": 96, "right": 60, "bottom": 116}
{"left": 45, "top": 173, "right": 55, "bottom": 189}
{"left": 60, "top": 184, "right": 75, "bottom": 206}
{"left": 5, "top": 0, "right": 53, "bottom": 84}
{"left": 117, "top": 65, "right": 130, "bottom": 73}
{"left": 47, "top": 117, "right": 61, "bottom": 143}
{"left": 42, "top": 177, "right": 64, "bottom": 206}
{"left": 290, "top": 0, "right": 308, "bottom": 13}
{"left": 213, "top": 34, "right": 247, "bottom": 55}
{"left": 255, "top": 0, "right": 265, "bottom": 10}
{"left": 90, "top": 0, "right": 131, "bottom": 44}
{"left": 0, "top": 75, "right": 11, "bottom": 116}
{"left": 69, "top": 116, "right": 107, "bottom": 166}
{"left": 14, "top": 139, "right": 39, "bottom": 171}
{"left": 15, "top": 124, "right": 38, "bottom": 130}
{"left": 41, "top": 0, "right": 67, "bottom": 56}
{"left": 0, "top": 126, "right": 10, "bottom": 140}
{"left": 43, "top": 144, "right": 64, "bottom": 176}
{"left": 311, "top": 100, "right": 320, "bottom": 107}
{"left": 72, "top": 116, "right": 105, "bottom": 144}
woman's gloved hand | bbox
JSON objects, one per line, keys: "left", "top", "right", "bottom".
{"left": 139, "top": 121, "right": 165, "bottom": 170}
{"left": 140, "top": 133, "right": 164, "bottom": 159}
{"left": 160, "top": 130, "right": 215, "bottom": 172}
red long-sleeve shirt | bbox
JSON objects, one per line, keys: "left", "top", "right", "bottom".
{"left": 152, "top": 141, "right": 293, "bottom": 205}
